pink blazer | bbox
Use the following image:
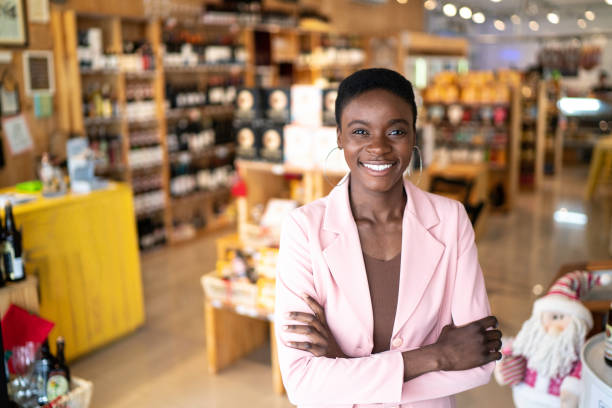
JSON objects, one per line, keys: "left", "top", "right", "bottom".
{"left": 275, "top": 177, "right": 494, "bottom": 408}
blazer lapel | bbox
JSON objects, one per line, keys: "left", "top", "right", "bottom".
{"left": 322, "top": 177, "right": 374, "bottom": 338}
{"left": 393, "top": 181, "right": 446, "bottom": 337}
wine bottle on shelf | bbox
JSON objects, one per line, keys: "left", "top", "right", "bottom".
{"left": 34, "top": 339, "right": 56, "bottom": 406}
{"left": 46, "top": 337, "right": 70, "bottom": 401}
{"left": 4, "top": 203, "right": 24, "bottom": 282}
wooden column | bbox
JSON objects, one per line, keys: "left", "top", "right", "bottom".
{"left": 63, "top": 10, "right": 84, "bottom": 134}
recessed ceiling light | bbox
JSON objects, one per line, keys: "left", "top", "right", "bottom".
{"left": 442, "top": 3, "right": 457, "bottom": 17}
{"left": 529, "top": 20, "right": 540, "bottom": 31}
{"left": 511, "top": 14, "right": 521, "bottom": 25}
{"left": 494, "top": 20, "right": 506, "bottom": 31}
{"left": 577, "top": 18, "right": 587, "bottom": 29}
{"left": 606, "top": 0, "right": 612, "bottom": 5}
{"left": 547, "top": 12, "right": 559, "bottom": 24}
{"left": 585, "top": 10, "right": 595, "bottom": 21}
{"left": 397, "top": 0, "right": 408, "bottom": 4}
{"left": 459, "top": 6, "right": 472, "bottom": 19}
{"left": 472, "top": 12, "right": 486, "bottom": 24}
{"left": 491, "top": 0, "right": 502, "bottom": 2}
{"left": 423, "top": 0, "right": 437, "bottom": 10}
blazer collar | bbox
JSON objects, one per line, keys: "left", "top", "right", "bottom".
{"left": 322, "top": 175, "right": 441, "bottom": 234}
{"left": 321, "top": 175, "right": 445, "bottom": 345}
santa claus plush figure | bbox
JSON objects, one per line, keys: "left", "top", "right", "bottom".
{"left": 495, "top": 270, "right": 609, "bottom": 408}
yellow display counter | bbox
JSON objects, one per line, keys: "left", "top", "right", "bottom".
{"left": 4, "top": 183, "right": 145, "bottom": 360}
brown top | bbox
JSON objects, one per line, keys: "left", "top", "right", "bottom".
{"left": 363, "top": 252, "right": 401, "bottom": 354}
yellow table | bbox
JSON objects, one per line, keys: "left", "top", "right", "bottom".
{"left": 585, "top": 136, "right": 612, "bottom": 200}
{"left": 4, "top": 183, "right": 145, "bottom": 360}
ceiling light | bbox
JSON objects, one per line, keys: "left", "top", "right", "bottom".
{"left": 528, "top": 20, "right": 540, "bottom": 31}
{"left": 577, "top": 18, "right": 587, "bottom": 29}
{"left": 472, "top": 12, "right": 486, "bottom": 24}
{"left": 442, "top": 3, "right": 457, "bottom": 17}
{"left": 607, "top": 0, "right": 612, "bottom": 5}
{"left": 491, "top": 0, "right": 502, "bottom": 2}
{"left": 585, "top": 10, "right": 595, "bottom": 21}
{"left": 494, "top": 20, "right": 506, "bottom": 31}
{"left": 547, "top": 12, "right": 559, "bottom": 24}
{"left": 511, "top": 14, "right": 521, "bottom": 25}
{"left": 424, "top": 0, "right": 437, "bottom": 10}
{"left": 397, "top": 0, "right": 408, "bottom": 3}
{"left": 459, "top": 6, "right": 472, "bottom": 19}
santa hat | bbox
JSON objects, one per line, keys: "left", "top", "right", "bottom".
{"left": 532, "top": 270, "right": 611, "bottom": 331}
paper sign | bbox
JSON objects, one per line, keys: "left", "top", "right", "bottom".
{"left": 2, "top": 114, "right": 33, "bottom": 155}
{"left": 27, "top": 0, "right": 50, "bottom": 23}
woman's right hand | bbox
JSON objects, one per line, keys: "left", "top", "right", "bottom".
{"left": 433, "top": 316, "right": 502, "bottom": 371}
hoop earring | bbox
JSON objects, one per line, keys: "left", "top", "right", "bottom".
{"left": 405, "top": 146, "right": 423, "bottom": 187}
{"left": 324, "top": 146, "right": 349, "bottom": 188}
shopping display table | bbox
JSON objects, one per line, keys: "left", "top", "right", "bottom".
{"left": 201, "top": 272, "right": 284, "bottom": 394}
{"left": 2, "top": 183, "right": 145, "bottom": 360}
{"left": 581, "top": 333, "right": 612, "bottom": 406}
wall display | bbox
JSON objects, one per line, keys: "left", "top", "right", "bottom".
{"left": 0, "top": 0, "right": 28, "bottom": 47}
{"left": 26, "top": 0, "right": 49, "bottom": 23}
{"left": 1, "top": 114, "right": 33, "bottom": 155}
{"left": 22, "top": 51, "right": 55, "bottom": 96}
{"left": 0, "top": 70, "right": 20, "bottom": 116}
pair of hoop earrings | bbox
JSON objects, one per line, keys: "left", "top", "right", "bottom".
{"left": 323, "top": 146, "right": 423, "bottom": 187}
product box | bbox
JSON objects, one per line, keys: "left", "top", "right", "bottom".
{"left": 283, "top": 124, "right": 315, "bottom": 169}
{"left": 259, "top": 123, "right": 284, "bottom": 163}
{"left": 264, "top": 88, "right": 291, "bottom": 123}
{"left": 235, "top": 88, "right": 262, "bottom": 121}
{"left": 234, "top": 123, "right": 259, "bottom": 160}
{"left": 322, "top": 88, "right": 338, "bottom": 126}
{"left": 291, "top": 85, "right": 322, "bottom": 126}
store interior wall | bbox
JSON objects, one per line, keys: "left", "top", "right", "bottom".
{"left": 0, "top": 6, "right": 62, "bottom": 187}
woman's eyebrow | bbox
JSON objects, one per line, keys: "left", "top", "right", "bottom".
{"left": 347, "top": 119, "right": 369, "bottom": 127}
{"left": 388, "top": 118, "right": 411, "bottom": 126}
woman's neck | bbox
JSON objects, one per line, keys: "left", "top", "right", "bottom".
{"left": 348, "top": 178, "right": 407, "bottom": 224}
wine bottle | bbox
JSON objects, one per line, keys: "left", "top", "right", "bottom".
{"left": 605, "top": 302, "right": 612, "bottom": 367}
{"left": 35, "top": 339, "right": 55, "bottom": 406}
{"left": 46, "top": 337, "right": 70, "bottom": 401}
{"left": 4, "top": 203, "right": 24, "bottom": 282}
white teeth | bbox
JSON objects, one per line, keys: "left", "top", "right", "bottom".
{"left": 363, "top": 163, "right": 393, "bottom": 171}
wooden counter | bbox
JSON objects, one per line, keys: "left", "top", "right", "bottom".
{"left": 4, "top": 183, "right": 145, "bottom": 360}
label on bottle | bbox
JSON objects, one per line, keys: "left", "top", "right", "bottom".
{"left": 11, "top": 256, "right": 23, "bottom": 280}
{"left": 605, "top": 324, "right": 612, "bottom": 360}
{"left": 46, "top": 373, "right": 69, "bottom": 401}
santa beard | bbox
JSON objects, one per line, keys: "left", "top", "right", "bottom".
{"left": 512, "top": 313, "right": 587, "bottom": 379}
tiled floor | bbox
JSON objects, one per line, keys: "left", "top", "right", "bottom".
{"left": 72, "top": 165, "right": 611, "bottom": 407}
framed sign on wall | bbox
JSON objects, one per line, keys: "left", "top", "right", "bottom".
{"left": 22, "top": 50, "right": 55, "bottom": 96}
{"left": 0, "top": 0, "right": 29, "bottom": 47}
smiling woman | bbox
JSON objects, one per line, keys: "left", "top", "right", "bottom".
{"left": 274, "top": 68, "right": 502, "bottom": 408}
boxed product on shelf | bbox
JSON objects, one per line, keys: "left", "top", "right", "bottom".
{"left": 264, "top": 88, "right": 291, "bottom": 123}
{"left": 235, "top": 88, "right": 262, "bottom": 121}
{"left": 204, "top": 45, "right": 233, "bottom": 64}
{"left": 235, "top": 123, "right": 259, "bottom": 160}
{"left": 202, "top": 274, "right": 258, "bottom": 309}
{"left": 322, "top": 88, "right": 338, "bottom": 126}
{"left": 291, "top": 85, "right": 322, "bottom": 126}
{"left": 259, "top": 124, "right": 284, "bottom": 163}
{"left": 283, "top": 124, "right": 315, "bottom": 169}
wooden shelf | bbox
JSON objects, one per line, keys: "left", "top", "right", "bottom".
{"left": 165, "top": 105, "right": 234, "bottom": 120}
{"left": 163, "top": 64, "right": 245, "bottom": 74}
{"left": 84, "top": 116, "right": 123, "bottom": 126}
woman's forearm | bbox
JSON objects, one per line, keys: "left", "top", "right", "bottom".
{"left": 402, "top": 344, "right": 442, "bottom": 381}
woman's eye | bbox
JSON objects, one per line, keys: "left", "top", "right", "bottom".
{"left": 352, "top": 129, "right": 368, "bottom": 136}
{"left": 389, "top": 129, "right": 406, "bottom": 136}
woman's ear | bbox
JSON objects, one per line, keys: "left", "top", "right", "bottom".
{"left": 336, "top": 127, "right": 342, "bottom": 149}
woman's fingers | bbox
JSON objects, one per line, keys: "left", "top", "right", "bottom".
{"left": 286, "top": 311, "right": 328, "bottom": 338}
{"left": 302, "top": 294, "right": 327, "bottom": 324}
{"left": 287, "top": 341, "right": 326, "bottom": 357}
{"left": 484, "top": 329, "right": 502, "bottom": 341}
{"left": 284, "top": 324, "right": 328, "bottom": 345}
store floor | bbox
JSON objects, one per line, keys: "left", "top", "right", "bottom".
{"left": 72, "top": 165, "right": 611, "bottom": 408}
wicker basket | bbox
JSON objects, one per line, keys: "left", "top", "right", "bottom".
{"left": 45, "top": 377, "right": 93, "bottom": 408}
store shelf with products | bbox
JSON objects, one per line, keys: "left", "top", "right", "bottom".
{"left": 420, "top": 70, "right": 521, "bottom": 211}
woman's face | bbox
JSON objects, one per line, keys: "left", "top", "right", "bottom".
{"left": 337, "top": 89, "right": 415, "bottom": 193}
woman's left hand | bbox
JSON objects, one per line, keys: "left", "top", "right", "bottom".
{"left": 283, "top": 294, "right": 347, "bottom": 358}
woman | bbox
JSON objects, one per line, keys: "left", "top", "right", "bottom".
{"left": 275, "top": 68, "right": 502, "bottom": 408}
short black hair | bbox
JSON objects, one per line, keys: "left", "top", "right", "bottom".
{"left": 335, "top": 68, "right": 417, "bottom": 130}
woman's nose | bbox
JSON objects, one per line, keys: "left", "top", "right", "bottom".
{"left": 365, "top": 135, "right": 391, "bottom": 154}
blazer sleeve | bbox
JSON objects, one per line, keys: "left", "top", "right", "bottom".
{"left": 275, "top": 212, "right": 405, "bottom": 406}
{"left": 398, "top": 203, "right": 494, "bottom": 403}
